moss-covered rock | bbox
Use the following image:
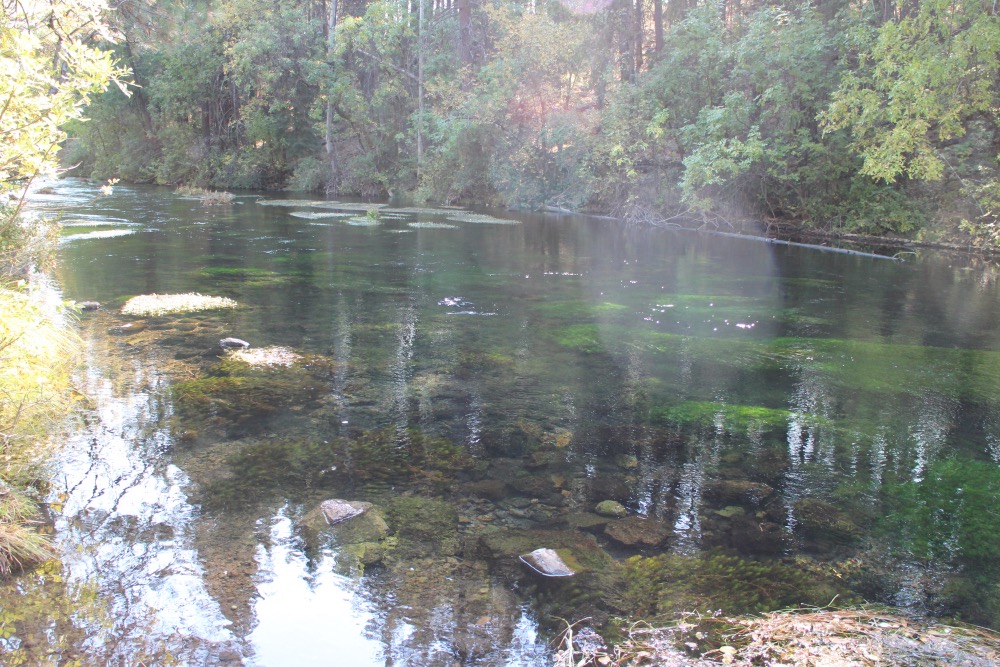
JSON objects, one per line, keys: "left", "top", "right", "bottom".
{"left": 595, "top": 500, "right": 628, "bottom": 518}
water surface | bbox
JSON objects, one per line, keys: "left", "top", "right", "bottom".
{"left": 4, "top": 180, "right": 1000, "bottom": 665}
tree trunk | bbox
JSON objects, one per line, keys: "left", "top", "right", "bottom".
{"left": 458, "top": 0, "right": 472, "bottom": 64}
{"left": 325, "top": 0, "right": 341, "bottom": 192}
{"left": 653, "top": 0, "right": 663, "bottom": 55}
{"left": 417, "top": 0, "right": 425, "bottom": 172}
{"left": 634, "top": 0, "right": 643, "bottom": 73}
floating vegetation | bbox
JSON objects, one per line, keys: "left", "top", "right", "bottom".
{"left": 201, "top": 191, "right": 234, "bottom": 206}
{"left": 446, "top": 212, "right": 520, "bottom": 225}
{"left": 61, "top": 215, "right": 135, "bottom": 227}
{"left": 255, "top": 199, "right": 328, "bottom": 207}
{"left": 176, "top": 186, "right": 234, "bottom": 205}
{"left": 60, "top": 229, "right": 135, "bottom": 242}
{"left": 121, "top": 293, "right": 238, "bottom": 316}
{"left": 408, "top": 222, "right": 458, "bottom": 230}
{"left": 382, "top": 206, "right": 451, "bottom": 215}
{"left": 227, "top": 346, "right": 302, "bottom": 367}
{"left": 312, "top": 202, "right": 387, "bottom": 212}
{"left": 287, "top": 211, "right": 354, "bottom": 220}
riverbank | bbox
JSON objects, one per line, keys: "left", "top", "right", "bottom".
{"left": 0, "top": 200, "right": 80, "bottom": 576}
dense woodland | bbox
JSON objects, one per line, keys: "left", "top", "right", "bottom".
{"left": 59, "top": 0, "right": 1000, "bottom": 245}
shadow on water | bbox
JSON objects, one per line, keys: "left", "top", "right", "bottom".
{"left": 4, "top": 179, "right": 1000, "bottom": 665}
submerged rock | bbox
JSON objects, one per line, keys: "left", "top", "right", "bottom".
{"left": 220, "top": 337, "right": 250, "bottom": 350}
{"left": 604, "top": 516, "right": 671, "bottom": 547}
{"left": 594, "top": 500, "right": 628, "bottom": 518}
{"left": 110, "top": 321, "right": 146, "bottom": 335}
{"left": 78, "top": 301, "right": 101, "bottom": 311}
{"left": 519, "top": 548, "right": 576, "bottom": 577}
{"left": 299, "top": 499, "right": 393, "bottom": 567}
{"left": 794, "top": 498, "right": 860, "bottom": 542}
{"left": 714, "top": 505, "right": 747, "bottom": 519}
{"left": 706, "top": 479, "right": 775, "bottom": 505}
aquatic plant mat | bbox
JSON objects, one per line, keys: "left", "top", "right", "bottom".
{"left": 226, "top": 346, "right": 301, "bottom": 367}
{"left": 121, "top": 293, "right": 238, "bottom": 316}
{"left": 556, "top": 608, "right": 1000, "bottom": 666}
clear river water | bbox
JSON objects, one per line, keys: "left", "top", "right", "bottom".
{"left": 3, "top": 179, "right": 1000, "bottom": 665}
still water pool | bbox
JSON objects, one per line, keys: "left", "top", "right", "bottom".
{"left": 4, "top": 179, "right": 1000, "bottom": 665}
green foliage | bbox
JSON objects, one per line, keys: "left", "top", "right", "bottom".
{"left": 419, "top": 3, "right": 596, "bottom": 208}
{"left": 621, "top": 551, "right": 852, "bottom": 617}
{"left": 823, "top": 0, "right": 1000, "bottom": 235}
{"left": 0, "top": 287, "right": 79, "bottom": 574}
{"left": 825, "top": 0, "right": 1000, "bottom": 184}
{"left": 54, "top": 0, "right": 1000, "bottom": 243}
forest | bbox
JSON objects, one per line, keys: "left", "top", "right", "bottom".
{"left": 61, "top": 0, "right": 1000, "bottom": 247}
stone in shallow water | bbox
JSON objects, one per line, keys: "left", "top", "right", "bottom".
{"left": 219, "top": 337, "right": 250, "bottom": 350}
{"left": 604, "top": 516, "right": 671, "bottom": 547}
{"left": 594, "top": 500, "right": 627, "bottom": 518}
{"left": 300, "top": 499, "right": 390, "bottom": 547}
{"left": 78, "top": 301, "right": 101, "bottom": 311}
{"left": 319, "top": 499, "right": 371, "bottom": 525}
{"left": 518, "top": 548, "right": 576, "bottom": 577}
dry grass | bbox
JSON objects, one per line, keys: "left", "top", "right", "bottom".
{"left": 556, "top": 608, "right": 1000, "bottom": 667}
{"left": 121, "top": 293, "right": 238, "bottom": 317}
{"left": 0, "top": 483, "right": 53, "bottom": 576}
{"left": 0, "top": 286, "right": 77, "bottom": 574}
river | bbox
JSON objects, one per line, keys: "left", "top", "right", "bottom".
{"left": 3, "top": 179, "right": 1000, "bottom": 665}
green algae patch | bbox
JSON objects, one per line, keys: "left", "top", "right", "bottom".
{"left": 197, "top": 267, "right": 290, "bottom": 287}
{"left": 652, "top": 401, "right": 801, "bottom": 433}
{"left": 446, "top": 212, "right": 520, "bottom": 225}
{"left": 122, "top": 293, "right": 238, "bottom": 317}
{"left": 621, "top": 551, "right": 855, "bottom": 618}
{"left": 769, "top": 337, "right": 1000, "bottom": 402}
{"left": 551, "top": 324, "right": 611, "bottom": 354}
{"left": 882, "top": 458, "right": 1000, "bottom": 567}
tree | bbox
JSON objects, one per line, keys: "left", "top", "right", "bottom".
{"left": 0, "top": 0, "right": 126, "bottom": 193}
{"left": 824, "top": 0, "right": 1000, "bottom": 185}
{"left": 820, "top": 0, "right": 1000, "bottom": 239}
